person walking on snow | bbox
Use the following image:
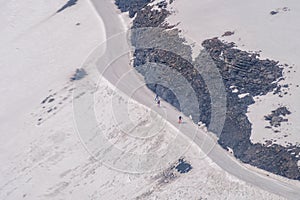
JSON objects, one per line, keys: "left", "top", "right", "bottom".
{"left": 178, "top": 116, "right": 182, "bottom": 124}
{"left": 155, "top": 94, "right": 159, "bottom": 102}
{"left": 157, "top": 99, "right": 161, "bottom": 107}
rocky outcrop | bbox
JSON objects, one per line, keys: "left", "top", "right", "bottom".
{"left": 202, "top": 38, "right": 300, "bottom": 180}
{"left": 133, "top": 5, "right": 171, "bottom": 28}
{"left": 265, "top": 106, "right": 291, "bottom": 127}
{"left": 115, "top": 0, "right": 152, "bottom": 18}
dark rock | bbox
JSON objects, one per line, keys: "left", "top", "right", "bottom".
{"left": 41, "top": 95, "right": 52, "bottom": 104}
{"left": 175, "top": 158, "right": 192, "bottom": 173}
{"left": 157, "top": 1, "right": 167, "bottom": 8}
{"left": 264, "top": 106, "right": 291, "bottom": 127}
{"left": 56, "top": 0, "right": 78, "bottom": 13}
{"left": 115, "top": 0, "right": 152, "bottom": 18}
{"left": 71, "top": 68, "right": 87, "bottom": 81}
{"left": 222, "top": 31, "right": 235, "bottom": 37}
{"left": 48, "top": 98, "right": 55, "bottom": 103}
{"left": 133, "top": 5, "right": 171, "bottom": 28}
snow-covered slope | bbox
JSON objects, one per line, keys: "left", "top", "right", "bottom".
{"left": 0, "top": 0, "right": 293, "bottom": 199}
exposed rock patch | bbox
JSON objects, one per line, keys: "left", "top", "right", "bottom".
{"left": 70, "top": 68, "right": 87, "bottom": 81}
{"left": 203, "top": 38, "right": 300, "bottom": 180}
{"left": 133, "top": 5, "right": 171, "bottom": 28}
{"left": 175, "top": 158, "right": 192, "bottom": 173}
{"left": 56, "top": 0, "right": 78, "bottom": 13}
{"left": 270, "top": 11, "right": 279, "bottom": 15}
{"left": 265, "top": 106, "right": 291, "bottom": 128}
{"left": 115, "top": 0, "right": 153, "bottom": 18}
{"left": 270, "top": 7, "right": 291, "bottom": 16}
{"left": 222, "top": 31, "right": 235, "bottom": 37}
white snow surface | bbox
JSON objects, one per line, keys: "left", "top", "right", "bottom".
{"left": 0, "top": 0, "right": 297, "bottom": 199}
{"left": 167, "top": 0, "right": 300, "bottom": 147}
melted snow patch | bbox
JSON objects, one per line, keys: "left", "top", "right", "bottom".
{"left": 238, "top": 93, "right": 249, "bottom": 98}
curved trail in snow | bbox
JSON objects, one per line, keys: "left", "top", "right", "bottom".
{"left": 89, "top": 0, "right": 300, "bottom": 199}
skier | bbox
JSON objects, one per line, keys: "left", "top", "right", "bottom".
{"left": 157, "top": 99, "right": 161, "bottom": 107}
{"left": 178, "top": 116, "right": 182, "bottom": 124}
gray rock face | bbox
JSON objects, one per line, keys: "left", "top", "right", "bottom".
{"left": 56, "top": 0, "right": 78, "bottom": 13}
{"left": 115, "top": 0, "right": 152, "bottom": 18}
{"left": 133, "top": 5, "right": 171, "bottom": 28}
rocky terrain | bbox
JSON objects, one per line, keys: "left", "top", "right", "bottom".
{"left": 115, "top": 0, "right": 152, "bottom": 18}
{"left": 202, "top": 38, "right": 300, "bottom": 180}
{"left": 115, "top": 0, "right": 300, "bottom": 180}
{"left": 265, "top": 106, "right": 291, "bottom": 128}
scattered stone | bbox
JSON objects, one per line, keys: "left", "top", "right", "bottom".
{"left": 282, "top": 7, "right": 290, "bottom": 12}
{"left": 270, "top": 10, "right": 279, "bottom": 15}
{"left": 222, "top": 31, "right": 235, "bottom": 37}
{"left": 154, "top": 163, "right": 178, "bottom": 185}
{"left": 265, "top": 140, "right": 272, "bottom": 146}
{"left": 48, "top": 98, "right": 55, "bottom": 103}
{"left": 282, "top": 84, "right": 289, "bottom": 88}
{"left": 41, "top": 95, "right": 52, "bottom": 104}
{"left": 175, "top": 158, "right": 192, "bottom": 173}
{"left": 157, "top": 1, "right": 167, "bottom": 8}
{"left": 132, "top": 5, "right": 171, "bottom": 28}
{"left": 264, "top": 106, "right": 291, "bottom": 128}
{"left": 115, "top": 0, "right": 152, "bottom": 18}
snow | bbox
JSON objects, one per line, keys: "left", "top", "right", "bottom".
{"left": 232, "top": 88, "right": 239, "bottom": 93}
{"left": 167, "top": 0, "right": 300, "bottom": 147}
{"left": 238, "top": 93, "right": 250, "bottom": 99}
{"left": 0, "top": 0, "right": 297, "bottom": 199}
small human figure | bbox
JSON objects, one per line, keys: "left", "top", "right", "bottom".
{"left": 197, "top": 121, "right": 207, "bottom": 131}
{"left": 154, "top": 94, "right": 159, "bottom": 102}
{"left": 157, "top": 99, "right": 161, "bottom": 107}
{"left": 198, "top": 121, "right": 204, "bottom": 128}
{"left": 178, "top": 116, "right": 182, "bottom": 124}
{"left": 197, "top": 121, "right": 202, "bottom": 127}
